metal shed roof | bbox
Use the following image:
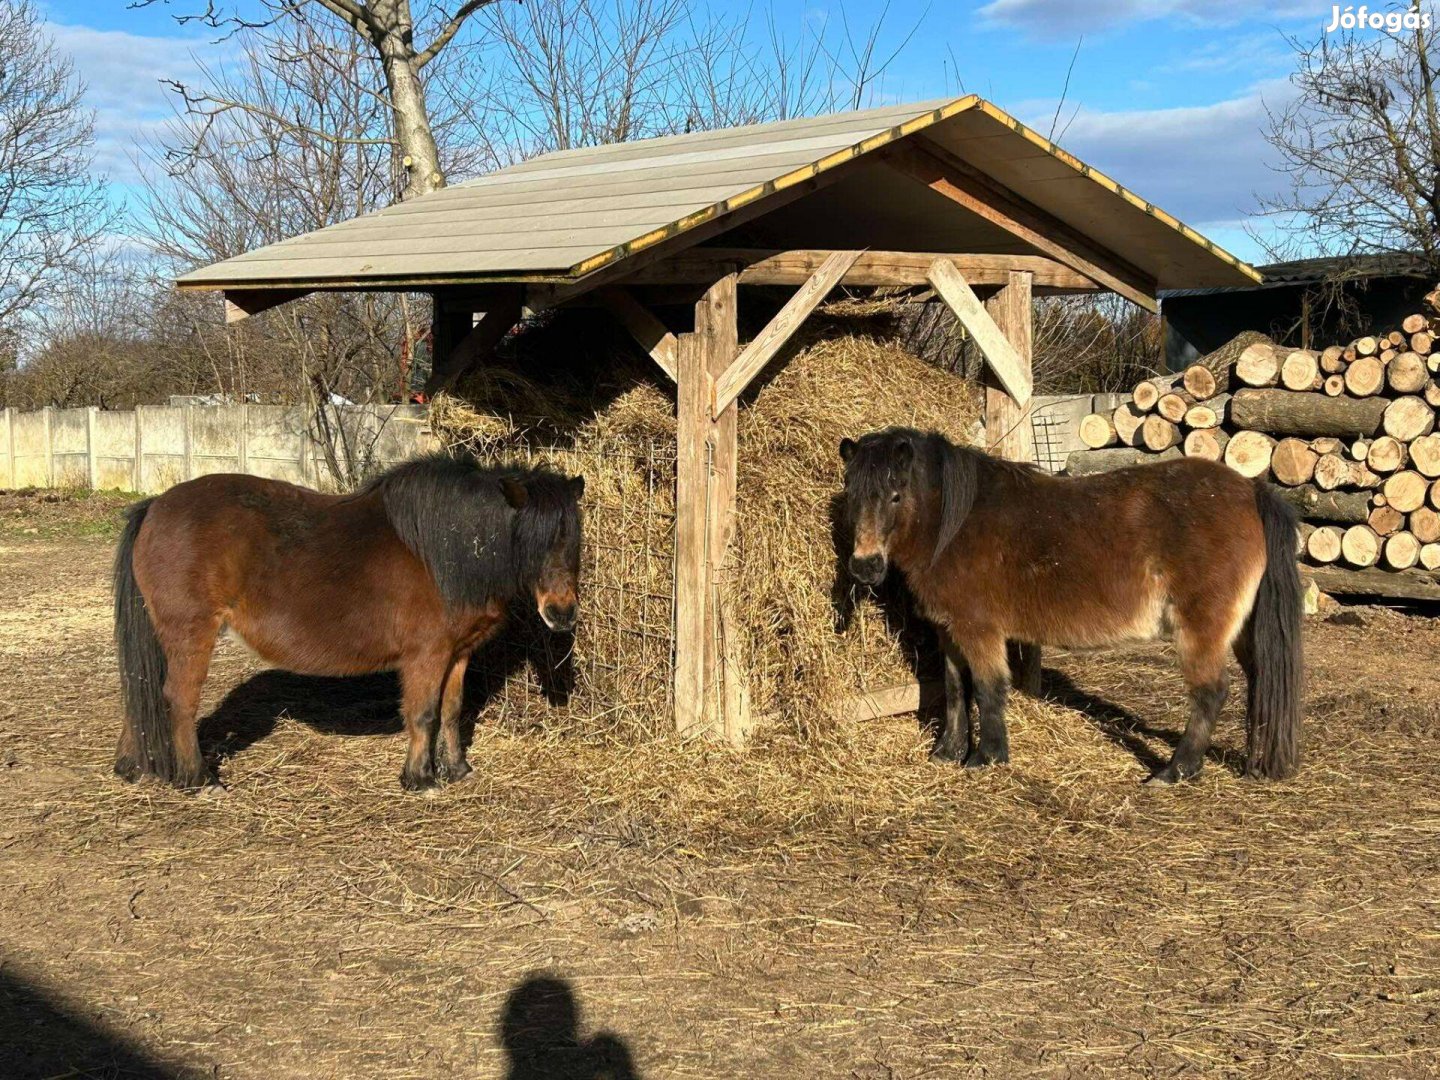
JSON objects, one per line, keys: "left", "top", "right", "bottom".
{"left": 177, "top": 96, "right": 1259, "bottom": 295}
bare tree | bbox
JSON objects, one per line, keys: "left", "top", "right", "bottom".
{"left": 152, "top": 0, "right": 501, "bottom": 199}
{"left": 1258, "top": 15, "right": 1440, "bottom": 275}
{"left": 0, "top": 0, "right": 116, "bottom": 331}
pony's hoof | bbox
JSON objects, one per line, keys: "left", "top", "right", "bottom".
{"left": 964, "top": 746, "right": 1009, "bottom": 769}
{"left": 114, "top": 758, "right": 142, "bottom": 783}
{"left": 1146, "top": 762, "right": 1198, "bottom": 786}
{"left": 197, "top": 782, "right": 230, "bottom": 800}
{"left": 438, "top": 759, "right": 473, "bottom": 784}
{"left": 929, "top": 745, "right": 964, "bottom": 765}
{"left": 400, "top": 770, "right": 437, "bottom": 793}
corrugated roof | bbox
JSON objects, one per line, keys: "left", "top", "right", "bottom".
{"left": 178, "top": 96, "right": 1259, "bottom": 294}
{"left": 1160, "top": 252, "right": 1426, "bottom": 299}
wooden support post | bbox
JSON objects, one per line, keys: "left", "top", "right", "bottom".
{"left": 673, "top": 273, "right": 751, "bottom": 741}
{"left": 425, "top": 288, "right": 524, "bottom": 395}
{"left": 985, "top": 270, "right": 1042, "bottom": 695}
{"left": 599, "top": 287, "right": 678, "bottom": 383}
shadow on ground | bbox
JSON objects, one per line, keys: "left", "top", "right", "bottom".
{"left": 500, "top": 974, "right": 641, "bottom": 1080}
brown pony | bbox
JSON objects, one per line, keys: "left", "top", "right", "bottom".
{"left": 839, "top": 428, "right": 1303, "bottom": 782}
{"left": 113, "top": 454, "right": 584, "bottom": 792}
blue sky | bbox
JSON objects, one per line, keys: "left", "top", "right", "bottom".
{"left": 38, "top": 0, "right": 1338, "bottom": 264}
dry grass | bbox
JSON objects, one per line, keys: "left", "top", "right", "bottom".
{"left": 431, "top": 315, "right": 983, "bottom": 743}
{"left": 0, "top": 535, "right": 1437, "bottom": 1077}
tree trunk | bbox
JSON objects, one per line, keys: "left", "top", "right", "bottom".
{"left": 1229, "top": 388, "right": 1388, "bottom": 437}
{"left": 379, "top": 36, "right": 446, "bottom": 200}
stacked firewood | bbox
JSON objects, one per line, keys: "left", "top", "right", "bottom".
{"left": 1069, "top": 300, "right": 1440, "bottom": 577}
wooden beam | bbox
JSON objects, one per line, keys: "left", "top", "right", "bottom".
{"left": 674, "top": 332, "right": 710, "bottom": 738}
{"left": 835, "top": 680, "right": 944, "bottom": 723}
{"left": 614, "top": 249, "right": 1099, "bottom": 290}
{"left": 424, "top": 288, "right": 524, "bottom": 395}
{"left": 885, "top": 141, "right": 1159, "bottom": 313}
{"left": 926, "top": 259, "right": 1033, "bottom": 405}
{"left": 712, "top": 251, "right": 862, "bottom": 417}
{"left": 223, "top": 288, "right": 307, "bottom": 323}
{"left": 597, "top": 287, "right": 677, "bottom": 383}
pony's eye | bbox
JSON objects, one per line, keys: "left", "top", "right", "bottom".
{"left": 890, "top": 491, "right": 901, "bottom": 504}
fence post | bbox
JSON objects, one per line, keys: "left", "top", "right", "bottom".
{"left": 41, "top": 406, "right": 53, "bottom": 488}
{"left": 133, "top": 408, "right": 144, "bottom": 493}
{"left": 85, "top": 406, "right": 98, "bottom": 490}
{"left": 182, "top": 403, "right": 194, "bottom": 481}
{"left": 3, "top": 407, "right": 12, "bottom": 488}
{"left": 237, "top": 403, "right": 249, "bottom": 474}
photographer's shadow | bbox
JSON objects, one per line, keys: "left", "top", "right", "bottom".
{"left": 500, "top": 975, "right": 640, "bottom": 1080}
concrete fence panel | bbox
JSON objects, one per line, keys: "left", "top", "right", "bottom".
{"left": 50, "top": 408, "right": 91, "bottom": 489}
{"left": 93, "top": 409, "right": 139, "bottom": 491}
{"left": 11, "top": 410, "right": 51, "bottom": 487}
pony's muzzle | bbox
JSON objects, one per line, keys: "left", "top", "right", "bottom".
{"left": 848, "top": 554, "right": 887, "bottom": 586}
{"left": 540, "top": 602, "right": 577, "bottom": 633}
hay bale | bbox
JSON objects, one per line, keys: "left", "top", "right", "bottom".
{"left": 432, "top": 314, "right": 981, "bottom": 742}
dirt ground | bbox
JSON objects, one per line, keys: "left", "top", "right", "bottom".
{"left": 0, "top": 492, "right": 1437, "bottom": 1079}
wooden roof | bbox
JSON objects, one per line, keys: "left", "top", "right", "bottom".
{"left": 177, "top": 96, "right": 1259, "bottom": 295}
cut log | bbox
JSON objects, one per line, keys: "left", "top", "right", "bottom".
{"left": 1341, "top": 524, "right": 1381, "bottom": 568}
{"left": 1367, "top": 435, "right": 1408, "bottom": 474}
{"left": 1275, "top": 485, "right": 1371, "bottom": 524}
{"left": 1141, "top": 414, "right": 1181, "bottom": 452}
{"left": 1344, "top": 355, "right": 1385, "bottom": 396}
{"left": 1388, "top": 351, "right": 1429, "bottom": 393}
{"left": 1156, "top": 391, "right": 1194, "bottom": 425}
{"left": 1382, "top": 396, "right": 1436, "bottom": 441}
{"left": 1305, "top": 563, "right": 1440, "bottom": 600}
{"left": 1368, "top": 504, "right": 1404, "bottom": 536}
{"left": 1384, "top": 470, "right": 1429, "bottom": 513}
{"left": 1319, "top": 345, "right": 1347, "bottom": 373}
{"left": 1183, "top": 427, "right": 1228, "bottom": 461}
{"left": 1343, "top": 346, "right": 1358, "bottom": 364}
{"left": 1312, "top": 453, "right": 1352, "bottom": 491}
{"left": 1078, "top": 412, "right": 1118, "bottom": 449}
{"left": 1354, "top": 335, "right": 1379, "bottom": 357}
{"left": 1323, "top": 374, "right": 1346, "bottom": 396}
{"left": 1423, "top": 287, "right": 1440, "bottom": 312}
{"left": 1112, "top": 403, "right": 1146, "bottom": 447}
{"left": 1184, "top": 403, "right": 1221, "bottom": 430}
{"left": 1306, "top": 525, "right": 1343, "bottom": 564}
{"left": 1408, "top": 506, "right": 1440, "bottom": 543}
{"left": 1408, "top": 432, "right": 1440, "bottom": 478}
{"left": 1421, "top": 542, "right": 1440, "bottom": 570}
{"left": 1234, "top": 342, "right": 1284, "bottom": 388}
{"left": 1425, "top": 381, "right": 1440, "bottom": 407}
{"left": 1403, "top": 313, "right": 1429, "bottom": 334}
{"left": 1384, "top": 531, "right": 1421, "bottom": 570}
{"left": 1390, "top": 330, "right": 1407, "bottom": 347}
{"left": 1433, "top": 478, "right": 1440, "bottom": 510}
{"left": 1131, "top": 376, "right": 1175, "bottom": 412}
{"left": 1182, "top": 363, "right": 1226, "bottom": 399}
{"left": 1350, "top": 438, "right": 1371, "bottom": 460}
{"left": 1311, "top": 436, "right": 1343, "bottom": 456}
{"left": 1350, "top": 462, "right": 1383, "bottom": 489}
{"left": 1280, "top": 349, "right": 1320, "bottom": 391}
{"left": 1270, "top": 438, "right": 1319, "bottom": 486}
{"left": 1224, "top": 430, "right": 1275, "bottom": 478}
{"left": 1064, "top": 447, "right": 1182, "bottom": 476}
{"left": 1229, "top": 388, "right": 1388, "bottom": 437}
{"left": 1413, "top": 331, "right": 1434, "bottom": 355}
{"left": 1380, "top": 348, "right": 1397, "bottom": 365}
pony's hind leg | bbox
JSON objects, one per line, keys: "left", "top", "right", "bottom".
{"left": 1151, "top": 621, "right": 1233, "bottom": 785}
{"left": 435, "top": 653, "right": 473, "bottom": 784}
{"left": 158, "top": 618, "right": 221, "bottom": 789}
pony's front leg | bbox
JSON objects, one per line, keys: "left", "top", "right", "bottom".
{"left": 930, "top": 637, "right": 973, "bottom": 763}
{"left": 398, "top": 655, "right": 448, "bottom": 792}
{"left": 962, "top": 634, "right": 1011, "bottom": 768}
{"left": 435, "top": 653, "right": 472, "bottom": 784}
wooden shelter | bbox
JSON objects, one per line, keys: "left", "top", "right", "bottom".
{"left": 178, "top": 96, "right": 1258, "bottom": 740}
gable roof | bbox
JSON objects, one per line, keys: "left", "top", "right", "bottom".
{"left": 177, "top": 96, "right": 1259, "bottom": 294}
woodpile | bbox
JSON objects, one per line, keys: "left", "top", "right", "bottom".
{"left": 1067, "top": 306, "right": 1440, "bottom": 597}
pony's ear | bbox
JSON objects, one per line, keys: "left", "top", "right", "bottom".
{"left": 500, "top": 477, "right": 529, "bottom": 509}
{"left": 894, "top": 439, "right": 914, "bottom": 471}
{"left": 839, "top": 437, "right": 856, "bottom": 463}
{"left": 569, "top": 475, "right": 585, "bottom": 500}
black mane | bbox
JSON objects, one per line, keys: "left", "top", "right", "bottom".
{"left": 845, "top": 427, "right": 1036, "bottom": 564}
{"left": 363, "top": 453, "right": 580, "bottom": 610}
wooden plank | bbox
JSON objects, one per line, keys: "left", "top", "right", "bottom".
{"left": 712, "top": 251, "right": 861, "bottom": 416}
{"left": 597, "top": 287, "right": 677, "bottom": 382}
{"left": 674, "top": 333, "right": 710, "bottom": 737}
{"left": 224, "top": 288, "right": 307, "bottom": 323}
{"left": 836, "top": 680, "right": 944, "bottom": 723}
{"left": 926, "top": 259, "right": 1033, "bottom": 405}
{"left": 424, "top": 289, "right": 523, "bottom": 395}
{"left": 619, "top": 248, "right": 1099, "bottom": 290}
{"left": 1304, "top": 565, "right": 1440, "bottom": 603}
{"left": 887, "top": 141, "right": 1159, "bottom": 313}
{"left": 984, "top": 270, "right": 1036, "bottom": 461}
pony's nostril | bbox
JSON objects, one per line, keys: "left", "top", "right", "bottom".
{"left": 849, "top": 555, "right": 885, "bottom": 583}
{"left": 541, "top": 603, "right": 577, "bottom": 631}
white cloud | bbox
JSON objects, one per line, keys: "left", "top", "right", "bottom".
{"left": 1036, "top": 78, "right": 1298, "bottom": 236}
{"left": 977, "top": 0, "right": 1318, "bottom": 37}
{"left": 44, "top": 21, "right": 218, "bottom": 187}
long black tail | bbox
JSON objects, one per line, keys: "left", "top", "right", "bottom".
{"left": 1245, "top": 484, "right": 1304, "bottom": 779}
{"left": 113, "top": 499, "right": 173, "bottom": 781}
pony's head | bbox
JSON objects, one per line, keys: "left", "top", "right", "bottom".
{"left": 839, "top": 428, "right": 975, "bottom": 584}
{"left": 502, "top": 472, "right": 585, "bottom": 633}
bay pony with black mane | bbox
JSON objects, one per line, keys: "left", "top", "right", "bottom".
{"left": 112, "top": 454, "right": 584, "bottom": 792}
{"left": 839, "top": 428, "right": 1303, "bottom": 783}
